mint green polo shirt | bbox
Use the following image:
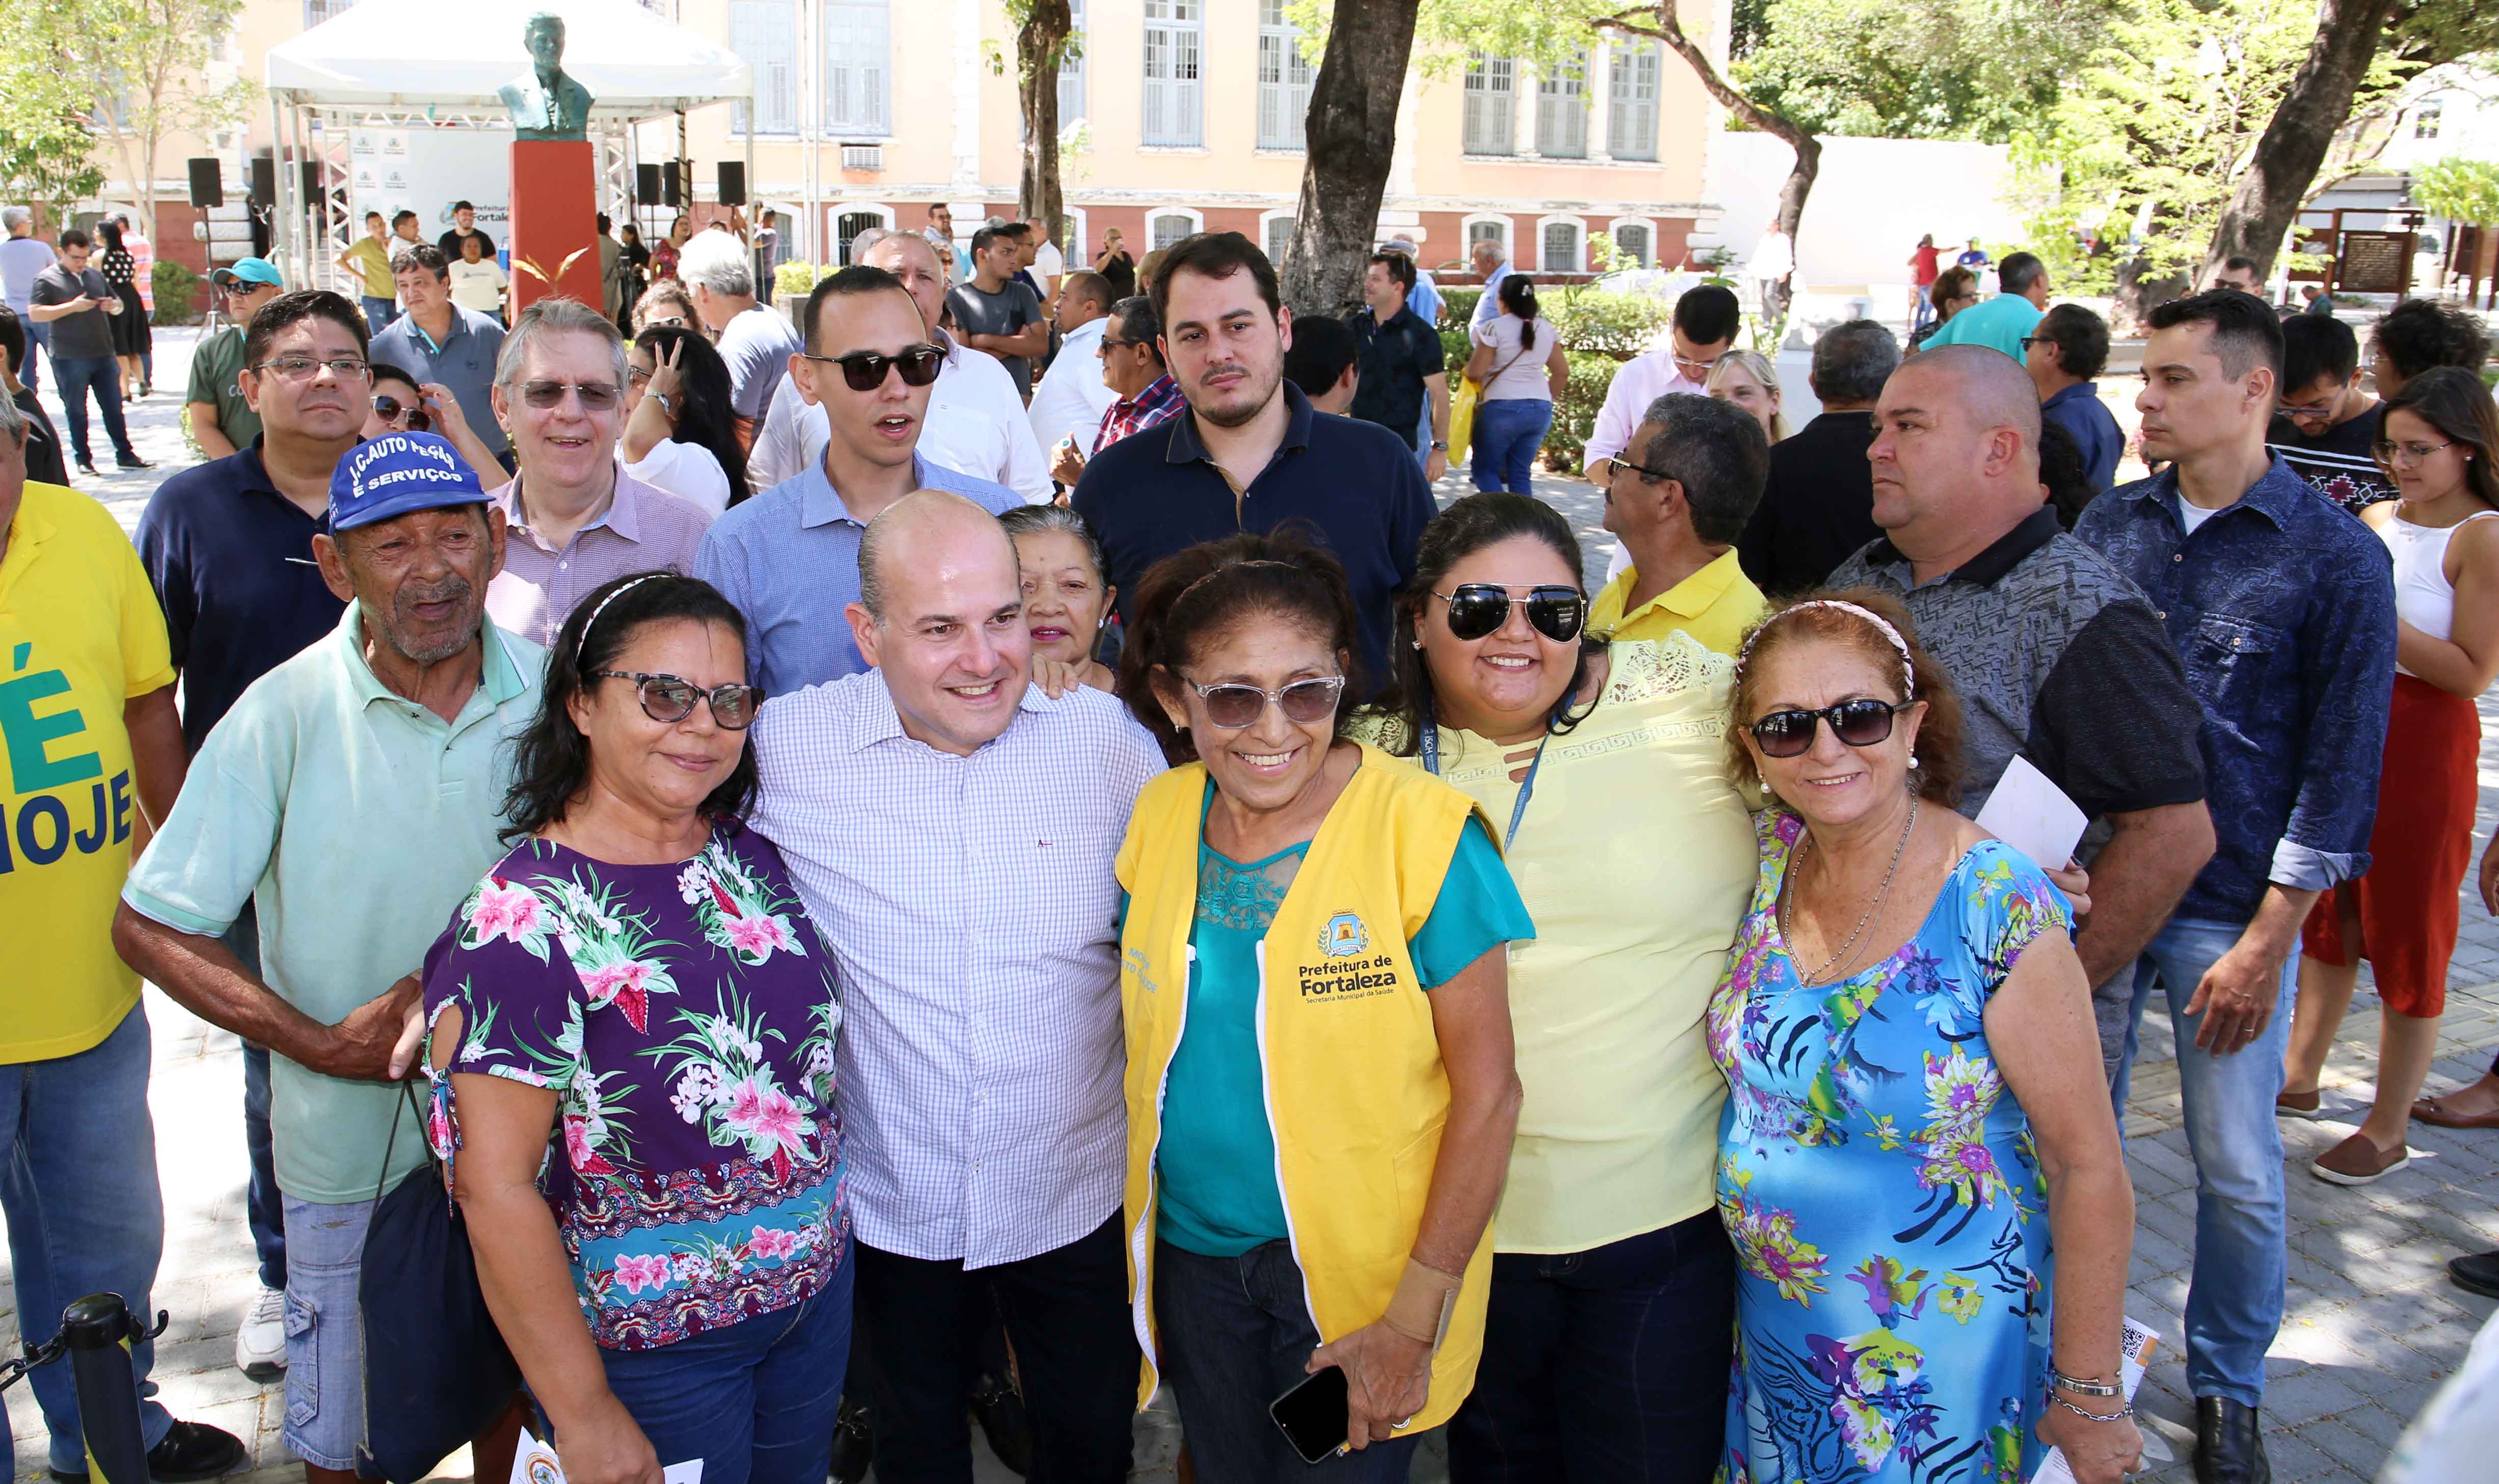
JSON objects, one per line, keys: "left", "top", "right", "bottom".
{"left": 124, "top": 602, "right": 547, "bottom": 1203}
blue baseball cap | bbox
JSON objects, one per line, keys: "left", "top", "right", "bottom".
{"left": 330, "top": 432, "right": 488, "bottom": 532}
{"left": 211, "top": 256, "right": 284, "bottom": 289}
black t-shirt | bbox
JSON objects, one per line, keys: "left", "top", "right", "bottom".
{"left": 437, "top": 227, "right": 496, "bottom": 261}
{"left": 29, "top": 263, "right": 116, "bottom": 360}
{"left": 13, "top": 386, "right": 67, "bottom": 488}
{"left": 947, "top": 279, "right": 1045, "bottom": 397}
{"left": 2266, "top": 403, "right": 2395, "bottom": 513}
{"left": 1345, "top": 307, "right": 1447, "bottom": 449}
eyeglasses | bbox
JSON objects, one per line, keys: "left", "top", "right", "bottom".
{"left": 1179, "top": 674, "right": 1346, "bottom": 731}
{"left": 255, "top": 356, "right": 370, "bottom": 381}
{"left": 1099, "top": 338, "right": 1147, "bottom": 352}
{"left": 2374, "top": 439, "right": 2456, "bottom": 467}
{"left": 2017, "top": 336, "right": 2052, "bottom": 353}
{"left": 1434, "top": 584, "right": 1586, "bottom": 643}
{"left": 1671, "top": 352, "right": 1724, "bottom": 379}
{"left": 1748, "top": 698, "right": 1906, "bottom": 759}
{"left": 2278, "top": 388, "right": 2347, "bottom": 425}
{"left": 627, "top": 365, "right": 653, "bottom": 386}
{"left": 800, "top": 344, "right": 945, "bottom": 393}
{"left": 370, "top": 393, "right": 429, "bottom": 431}
{"left": 588, "top": 670, "right": 764, "bottom": 730}
{"left": 518, "top": 380, "right": 623, "bottom": 411}
{"left": 1592, "top": 453, "right": 1673, "bottom": 484}
{"left": 641, "top": 314, "right": 690, "bottom": 329}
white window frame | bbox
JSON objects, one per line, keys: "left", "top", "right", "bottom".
{"left": 821, "top": 0, "right": 892, "bottom": 137}
{"left": 1147, "top": 207, "right": 1204, "bottom": 252}
{"left": 1058, "top": 0, "right": 1087, "bottom": 126}
{"left": 1060, "top": 206, "right": 1089, "bottom": 265}
{"left": 1537, "top": 213, "right": 1586, "bottom": 274}
{"left": 1462, "top": 213, "right": 1514, "bottom": 263}
{"left": 729, "top": 0, "right": 800, "bottom": 137}
{"left": 1606, "top": 36, "right": 1661, "bottom": 161}
{"left": 1606, "top": 216, "right": 1653, "bottom": 269}
{"left": 1535, "top": 49, "right": 1589, "bottom": 159}
{"left": 1258, "top": 208, "right": 1297, "bottom": 265}
{"left": 828, "top": 201, "right": 896, "bottom": 265}
{"left": 1463, "top": 52, "right": 1518, "bottom": 156}
{"left": 1256, "top": 0, "right": 1314, "bottom": 151}
{"left": 1142, "top": 0, "right": 1205, "bottom": 148}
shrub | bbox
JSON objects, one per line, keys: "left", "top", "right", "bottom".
{"left": 1550, "top": 288, "right": 1671, "bottom": 362}
{"left": 772, "top": 259, "right": 820, "bottom": 299}
{"left": 1438, "top": 287, "right": 1481, "bottom": 328}
{"left": 1440, "top": 323, "right": 1470, "bottom": 371}
{"left": 1542, "top": 349, "right": 1619, "bottom": 471}
{"left": 151, "top": 260, "right": 204, "bottom": 326}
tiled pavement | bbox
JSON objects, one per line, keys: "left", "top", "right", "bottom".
{"left": 6, "top": 334, "right": 2494, "bottom": 1484}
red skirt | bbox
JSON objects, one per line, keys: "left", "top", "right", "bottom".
{"left": 2301, "top": 673, "right": 2482, "bottom": 1016}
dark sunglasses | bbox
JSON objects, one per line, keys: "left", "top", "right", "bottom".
{"left": 1435, "top": 584, "right": 1586, "bottom": 643}
{"left": 520, "top": 380, "right": 623, "bottom": 411}
{"left": 370, "top": 393, "right": 429, "bottom": 431}
{"left": 801, "top": 344, "right": 945, "bottom": 392}
{"left": 1748, "top": 698, "right": 1905, "bottom": 759}
{"left": 1181, "top": 675, "right": 1346, "bottom": 731}
{"left": 589, "top": 670, "right": 765, "bottom": 730}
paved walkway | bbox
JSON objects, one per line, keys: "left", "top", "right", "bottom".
{"left": 4, "top": 335, "right": 2494, "bottom": 1484}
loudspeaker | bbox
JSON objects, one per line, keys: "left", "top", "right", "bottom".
{"left": 661, "top": 161, "right": 682, "bottom": 208}
{"left": 249, "top": 156, "right": 275, "bottom": 208}
{"left": 187, "top": 158, "right": 223, "bottom": 208}
{"left": 636, "top": 162, "right": 661, "bottom": 205}
{"left": 717, "top": 161, "right": 746, "bottom": 207}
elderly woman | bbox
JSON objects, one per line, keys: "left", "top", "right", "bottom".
{"left": 1356, "top": 494, "right": 1752, "bottom": 1482}
{"left": 1707, "top": 348, "right": 1786, "bottom": 444}
{"left": 421, "top": 572, "right": 849, "bottom": 1484}
{"left": 1711, "top": 591, "right": 2139, "bottom": 1484}
{"left": 1002, "top": 503, "right": 1117, "bottom": 690}
{"left": 1113, "top": 531, "right": 1530, "bottom": 1480}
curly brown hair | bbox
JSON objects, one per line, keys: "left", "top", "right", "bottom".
{"left": 1725, "top": 587, "right": 1967, "bottom": 808}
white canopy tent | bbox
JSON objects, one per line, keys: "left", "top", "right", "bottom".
{"left": 261, "top": 0, "right": 751, "bottom": 291}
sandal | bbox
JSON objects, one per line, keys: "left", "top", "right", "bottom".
{"left": 2410, "top": 1094, "right": 2499, "bottom": 1129}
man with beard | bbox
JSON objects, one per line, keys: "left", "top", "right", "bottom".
{"left": 115, "top": 433, "right": 542, "bottom": 1484}
{"left": 1070, "top": 231, "right": 1435, "bottom": 692}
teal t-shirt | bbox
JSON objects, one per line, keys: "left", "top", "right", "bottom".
{"left": 1143, "top": 784, "right": 1534, "bottom": 1258}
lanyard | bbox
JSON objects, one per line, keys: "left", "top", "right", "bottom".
{"left": 1418, "top": 709, "right": 1553, "bottom": 851}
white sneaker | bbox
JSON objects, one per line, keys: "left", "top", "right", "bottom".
{"left": 235, "top": 1286, "right": 287, "bottom": 1382}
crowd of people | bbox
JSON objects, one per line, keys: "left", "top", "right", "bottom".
{"left": 1, "top": 196, "right": 2496, "bottom": 1484}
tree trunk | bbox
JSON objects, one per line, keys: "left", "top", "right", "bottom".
{"left": 1279, "top": 0, "right": 1422, "bottom": 320}
{"left": 2202, "top": 0, "right": 2398, "bottom": 282}
{"left": 1614, "top": 2, "right": 1819, "bottom": 330}
{"left": 1015, "top": 0, "right": 1071, "bottom": 248}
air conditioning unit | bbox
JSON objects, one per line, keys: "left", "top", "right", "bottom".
{"left": 842, "top": 143, "right": 883, "bottom": 171}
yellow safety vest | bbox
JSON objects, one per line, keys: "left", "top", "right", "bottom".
{"left": 1114, "top": 744, "right": 1498, "bottom": 1433}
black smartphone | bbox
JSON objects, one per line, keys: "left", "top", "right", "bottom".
{"left": 1270, "top": 1365, "right": 1350, "bottom": 1465}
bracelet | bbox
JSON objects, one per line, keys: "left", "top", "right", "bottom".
{"left": 2049, "top": 1368, "right": 2122, "bottom": 1397}
{"left": 2049, "top": 1396, "right": 2134, "bottom": 1423}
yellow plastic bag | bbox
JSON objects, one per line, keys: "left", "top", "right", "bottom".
{"left": 1449, "top": 372, "right": 1480, "bottom": 460}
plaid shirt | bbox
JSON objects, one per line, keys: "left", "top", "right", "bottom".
{"left": 1091, "top": 374, "right": 1185, "bottom": 455}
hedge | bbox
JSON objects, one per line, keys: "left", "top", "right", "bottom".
{"left": 151, "top": 260, "right": 204, "bottom": 326}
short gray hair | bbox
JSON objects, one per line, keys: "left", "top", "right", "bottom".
{"left": 849, "top": 227, "right": 890, "bottom": 262}
{"left": 1811, "top": 319, "right": 1901, "bottom": 404}
{"left": 1636, "top": 393, "right": 1771, "bottom": 545}
{"left": 1472, "top": 236, "right": 1508, "bottom": 263}
{"left": 495, "top": 296, "right": 627, "bottom": 393}
{"left": 1, "top": 207, "right": 29, "bottom": 233}
{"left": 677, "top": 228, "right": 754, "bottom": 299}
{"left": 0, "top": 383, "right": 24, "bottom": 446}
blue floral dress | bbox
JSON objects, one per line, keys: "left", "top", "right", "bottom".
{"left": 420, "top": 823, "right": 847, "bottom": 1351}
{"left": 1707, "top": 811, "right": 2072, "bottom": 1484}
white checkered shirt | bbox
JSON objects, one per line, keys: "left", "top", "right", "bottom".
{"left": 748, "top": 673, "right": 1165, "bottom": 1267}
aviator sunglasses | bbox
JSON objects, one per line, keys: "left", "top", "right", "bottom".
{"left": 588, "top": 670, "right": 765, "bottom": 730}
{"left": 1435, "top": 584, "right": 1587, "bottom": 643}
{"left": 1747, "top": 698, "right": 1907, "bottom": 758}
{"left": 800, "top": 344, "right": 946, "bottom": 393}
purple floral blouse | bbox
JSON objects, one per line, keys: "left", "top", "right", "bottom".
{"left": 420, "top": 823, "right": 846, "bottom": 1351}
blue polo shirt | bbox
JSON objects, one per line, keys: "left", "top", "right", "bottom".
{"left": 369, "top": 305, "right": 509, "bottom": 458}
{"left": 1921, "top": 292, "right": 2042, "bottom": 361}
{"left": 136, "top": 442, "right": 349, "bottom": 754}
{"left": 694, "top": 452, "right": 1020, "bottom": 698}
{"left": 2041, "top": 381, "right": 2122, "bottom": 492}
{"left": 1070, "top": 380, "right": 1436, "bottom": 692}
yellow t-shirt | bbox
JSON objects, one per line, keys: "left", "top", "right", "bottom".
{"left": 1356, "top": 635, "right": 1756, "bottom": 1252}
{"left": 341, "top": 236, "right": 395, "bottom": 299}
{"left": 0, "top": 482, "right": 175, "bottom": 1063}
{"left": 1586, "top": 547, "right": 1768, "bottom": 657}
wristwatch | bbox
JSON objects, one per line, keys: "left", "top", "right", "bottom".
{"left": 651, "top": 391, "right": 677, "bottom": 416}
{"left": 1430, "top": 439, "right": 1448, "bottom": 451}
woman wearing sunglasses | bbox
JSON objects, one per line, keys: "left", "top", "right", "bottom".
{"left": 1712, "top": 592, "right": 2138, "bottom": 1484}
{"left": 420, "top": 572, "right": 851, "bottom": 1484}
{"left": 367, "top": 363, "right": 505, "bottom": 482}
{"left": 1355, "top": 494, "right": 1753, "bottom": 1482}
{"left": 1111, "top": 531, "right": 1531, "bottom": 1479}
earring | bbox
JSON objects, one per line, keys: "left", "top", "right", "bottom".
{"left": 1909, "top": 754, "right": 1921, "bottom": 770}
{"left": 1412, "top": 637, "right": 1424, "bottom": 650}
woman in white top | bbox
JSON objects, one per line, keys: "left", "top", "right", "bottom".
{"left": 1462, "top": 274, "right": 1568, "bottom": 494}
{"left": 2287, "top": 367, "right": 2499, "bottom": 1184}
{"left": 446, "top": 234, "right": 508, "bottom": 318}
{"left": 620, "top": 326, "right": 747, "bottom": 518}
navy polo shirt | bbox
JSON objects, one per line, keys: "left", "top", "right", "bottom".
{"left": 1070, "top": 380, "right": 1436, "bottom": 692}
{"left": 136, "top": 443, "right": 350, "bottom": 754}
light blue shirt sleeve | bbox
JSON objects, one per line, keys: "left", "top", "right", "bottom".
{"left": 1410, "top": 816, "right": 1535, "bottom": 987}
{"left": 121, "top": 716, "right": 283, "bottom": 940}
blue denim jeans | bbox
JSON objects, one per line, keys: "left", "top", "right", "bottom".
{"left": 1468, "top": 398, "right": 1553, "bottom": 494}
{"left": 2108, "top": 915, "right": 2296, "bottom": 1406}
{"left": 22, "top": 316, "right": 46, "bottom": 392}
{"left": 221, "top": 903, "right": 287, "bottom": 1290}
{"left": 52, "top": 353, "right": 136, "bottom": 466}
{"left": 360, "top": 296, "right": 398, "bottom": 335}
{"left": 1154, "top": 1239, "right": 1423, "bottom": 1484}
{"left": 0, "top": 1004, "right": 178, "bottom": 1474}
{"left": 280, "top": 1195, "right": 376, "bottom": 1471}
{"left": 1447, "top": 1210, "right": 1734, "bottom": 1483}
{"left": 597, "top": 1262, "right": 854, "bottom": 1484}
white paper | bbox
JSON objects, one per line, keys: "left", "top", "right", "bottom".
{"left": 2031, "top": 1317, "right": 2160, "bottom": 1483}
{"left": 510, "top": 1428, "right": 702, "bottom": 1484}
{"left": 1975, "top": 755, "right": 2090, "bottom": 874}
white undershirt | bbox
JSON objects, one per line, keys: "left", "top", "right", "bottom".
{"left": 2176, "top": 497, "right": 2225, "bottom": 535}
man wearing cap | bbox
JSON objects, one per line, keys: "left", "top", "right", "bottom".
{"left": 437, "top": 200, "right": 495, "bottom": 263}
{"left": 372, "top": 243, "right": 511, "bottom": 472}
{"left": 116, "top": 431, "right": 541, "bottom": 1484}
{"left": 185, "top": 258, "right": 285, "bottom": 461}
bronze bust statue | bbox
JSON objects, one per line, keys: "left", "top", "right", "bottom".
{"left": 499, "top": 12, "right": 594, "bottom": 141}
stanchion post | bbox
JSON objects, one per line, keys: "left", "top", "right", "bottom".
{"left": 58, "top": 1294, "right": 154, "bottom": 1484}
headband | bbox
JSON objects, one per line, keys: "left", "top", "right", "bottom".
{"left": 1737, "top": 599, "right": 1916, "bottom": 696}
{"left": 575, "top": 574, "right": 667, "bottom": 665}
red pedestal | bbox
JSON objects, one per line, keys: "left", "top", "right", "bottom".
{"left": 506, "top": 140, "right": 602, "bottom": 317}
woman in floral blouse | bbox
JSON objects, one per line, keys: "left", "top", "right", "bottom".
{"left": 421, "top": 573, "right": 847, "bottom": 1484}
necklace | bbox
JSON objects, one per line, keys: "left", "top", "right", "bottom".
{"left": 1780, "top": 798, "right": 1920, "bottom": 986}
